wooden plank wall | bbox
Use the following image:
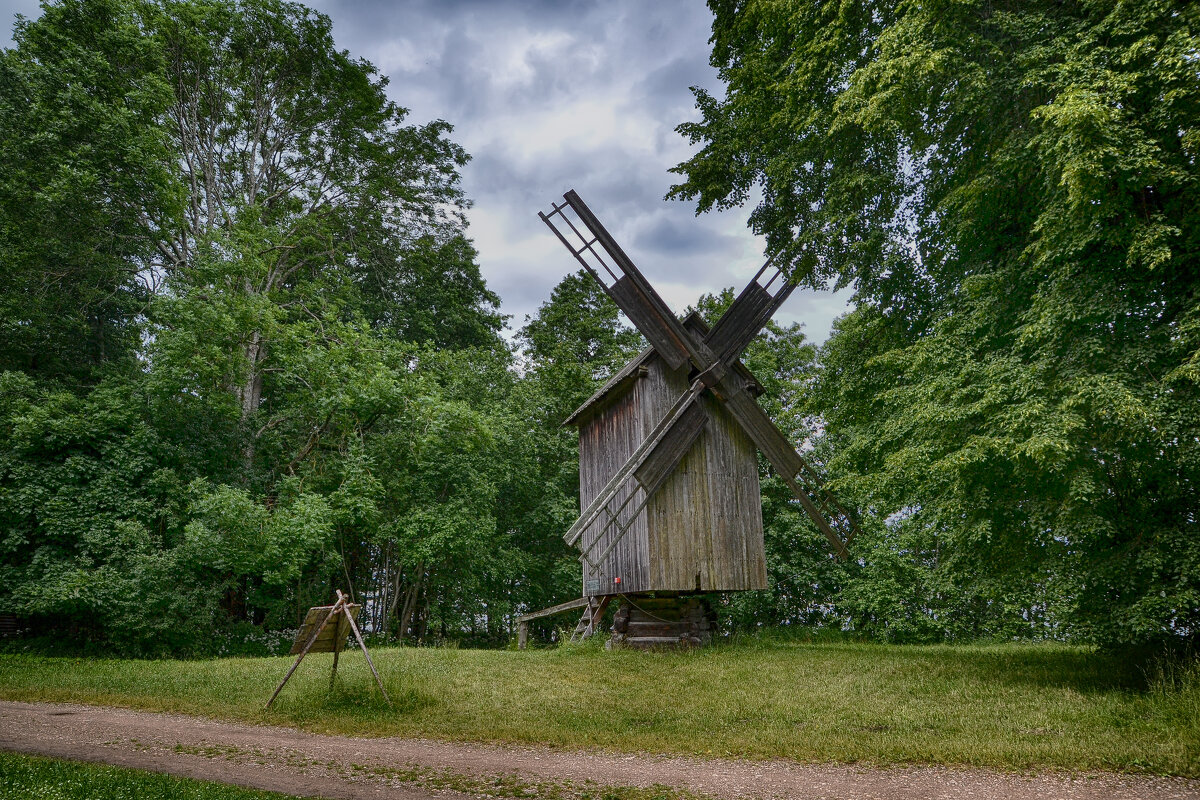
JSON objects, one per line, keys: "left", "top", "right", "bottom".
{"left": 577, "top": 352, "right": 767, "bottom": 595}
{"left": 641, "top": 357, "right": 767, "bottom": 592}
{"left": 577, "top": 379, "right": 652, "bottom": 595}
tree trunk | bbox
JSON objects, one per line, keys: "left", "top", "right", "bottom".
{"left": 237, "top": 328, "right": 265, "bottom": 473}
{"left": 385, "top": 554, "right": 406, "bottom": 631}
{"left": 397, "top": 563, "right": 425, "bottom": 643}
{"left": 415, "top": 594, "right": 430, "bottom": 643}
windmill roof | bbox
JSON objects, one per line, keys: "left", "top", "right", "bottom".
{"left": 563, "top": 311, "right": 763, "bottom": 427}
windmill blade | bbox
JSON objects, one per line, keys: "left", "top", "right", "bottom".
{"left": 563, "top": 379, "right": 706, "bottom": 549}
{"left": 540, "top": 190, "right": 716, "bottom": 373}
{"left": 706, "top": 259, "right": 798, "bottom": 365}
{"left": 718, "top": 388, "right": 857, "bottom": 557}
{"left": 540, "top": 189, "right": 859, "bottom": 563}
{"left": 632, "top": 400, "right": 708, "bottom": 495}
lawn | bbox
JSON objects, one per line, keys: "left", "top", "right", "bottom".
{"left": 0, "top": 751, "right": 315, "bottom": 800}
{"left": 0, "top": 637, "right": 1196, "bottom": 776}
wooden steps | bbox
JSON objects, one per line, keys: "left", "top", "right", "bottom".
{"left": 570, "top": 596, "right": 610, "bottom": 642}
{"left": 608, "top": 595, "right": 715, "bottom": 650}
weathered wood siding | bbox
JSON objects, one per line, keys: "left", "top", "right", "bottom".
{"left": 578, "top": 379, "right": 652, "bottom": 595}
{"left": 641, "top": 356, "right": 766, "bottom": 592}
{"left": 576, "top": 352, "right": 767, "bottom": 596}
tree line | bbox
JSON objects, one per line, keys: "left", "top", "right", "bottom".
{"left": 0, "top": 0, "right": 1194, "bottom": 656}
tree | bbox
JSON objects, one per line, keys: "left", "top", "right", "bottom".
{"left": 356, "top": 233, "right": 505, "bottom": 350}
{"left": 671, "top": 0, "right": 1200, "bottom": 647}
{"left": 0, "top": 0, "right": 510, "bottom": 652}
{"left": 144, "top": 0, "right": 470, "bottom": 470}
{"left": 0, "top": 0, "right": 177, "bottom": 381}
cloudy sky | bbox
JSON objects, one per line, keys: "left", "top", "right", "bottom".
{"left": 1, "top": 0, "right": 852, "bottom": 342}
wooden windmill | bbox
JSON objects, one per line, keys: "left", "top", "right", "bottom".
{"left": 522, "top": 190, "right": 860, "bottom": 649}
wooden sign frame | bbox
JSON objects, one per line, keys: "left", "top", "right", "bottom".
{"left": 266, "top": 590, "right": 391, "bottom": 709}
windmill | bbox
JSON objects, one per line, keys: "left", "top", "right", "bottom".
{"left": 521, "top": 190, "right": 860, "bottom": 649}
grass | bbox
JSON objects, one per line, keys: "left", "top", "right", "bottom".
{"left": 0, "top": 636, "right": 1197, "bottom": 777}
{"left": 0, "top": 751, "right": 318, "bottom": 799}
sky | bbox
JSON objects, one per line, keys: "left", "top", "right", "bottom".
{"left": 0, "top": 0, "right": 853, "bottom": 343}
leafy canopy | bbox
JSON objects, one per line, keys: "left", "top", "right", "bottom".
{"left": 671, "top": 0, "right": 1200, "bottom": 647}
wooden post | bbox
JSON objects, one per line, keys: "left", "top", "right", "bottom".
{"left": 329, "top": 620, "right": 342, "bottom": 689}
{"left": 518, "top": 621, "right": 528, "bottom": 650}
{"left": 338, "top": 590, "right": 392, "bottom": 708}
{"left": 266, "top": 597, "right": 344, "bottom": 710}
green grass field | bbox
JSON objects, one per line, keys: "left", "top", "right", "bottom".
{"left": 1, "top": 637, "right": 1196, "bottom": 777}
{"left": 0, "top": 751, "right": 315, "bottom": 800}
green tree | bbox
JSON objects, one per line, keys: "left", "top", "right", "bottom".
{"left": 137, "top": 0, "right": 492, "bottom": 638}
{"left": 144, "top": 0, "right": 470, "bottom": 471}
{"left": 0, "top": 0, "right": 512, "bottom": 652}
{"left": 356, "top": 233, "right": 505, "bottom": 350}
{"left": 0, "top": 0, "right": 177, "bottom": 380}
{"left": 671, "top": 0, "right": 1200, "bottom": 647}
{"left": 0, "top": 371, "right": 198, "bottom": 651}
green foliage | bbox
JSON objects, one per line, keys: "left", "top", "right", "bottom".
{"left": 672, "top": 0, "right": 1200, "bottom": 648}
{"left": 0, "top": 0, "right": 176, "bottom": 379}
{"left": 4, "top": 0, "right": 1192, "bottom": 659}
{"left": 358, "top": 234, "right": 506, "bottom": 349}
{"left": 182, "top": 479, "right": 336, "bottom": 626}
{"left": 0, "top": 0, "right": 526, "bottom": 653}
{"left": 0, "top": 371, "right": 197, "bottom": 651}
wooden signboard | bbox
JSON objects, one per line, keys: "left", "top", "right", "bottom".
{"left": 266, "top": 590, "right": 390, "bottom": 709}
{"left": 290, "top": 602, "right": 361, "bottom": 654}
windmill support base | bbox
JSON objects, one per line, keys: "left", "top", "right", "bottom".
{"left": 607, "top": 594, "right": 716, "bottom": 650}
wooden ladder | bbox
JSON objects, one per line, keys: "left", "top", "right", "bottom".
{"left": 570, "top": 596, "right": 611, "bottom": 642}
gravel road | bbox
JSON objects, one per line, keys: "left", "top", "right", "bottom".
{"left": 0, "top": 701, "right": 1195, "bottom": 800}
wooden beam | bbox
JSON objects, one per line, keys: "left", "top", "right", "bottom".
{"left": 781, "top": 470, "right": 850, "bottom": 559}
{"left": 329, "top": 613, "right": 344, "bottom": 689}
{"left": 516, "top": 596, "right": 590, "bottom": 623}
{"left": 339, "top": 589, "right": 391, "bottom": 708}
{"left": 633, "top": 400, "right": 708, "bottom": 493}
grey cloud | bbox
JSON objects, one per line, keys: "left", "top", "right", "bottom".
{"left": 634, "top": 56, "right": 708, "bottom": 107}
{"left": 631, "top": 212, "right": 740, "bottom": 260}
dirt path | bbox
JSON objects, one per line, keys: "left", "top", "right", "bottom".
{"left": 0, "top": 701, "right": 1195, "bottom": 800}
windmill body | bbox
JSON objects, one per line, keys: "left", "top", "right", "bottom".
{"left": 521, "top": 189, "right": 860, "bottom": 648}
{"left": 567, "top": 313, "right": 768, "bottom": 598}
